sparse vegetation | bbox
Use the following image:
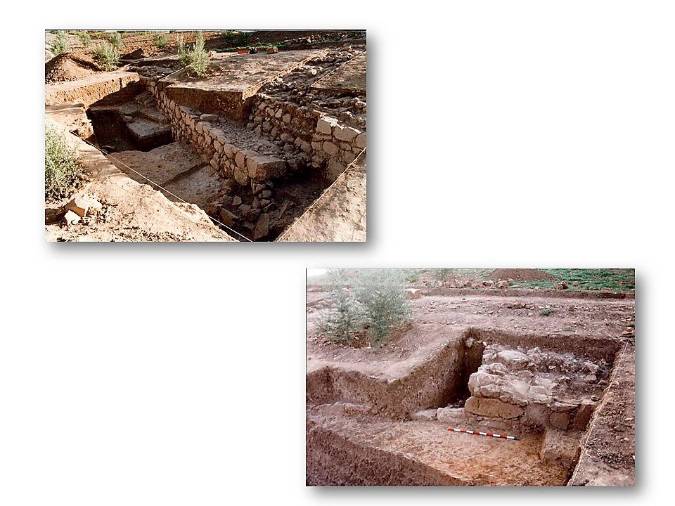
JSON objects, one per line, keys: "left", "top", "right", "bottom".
{"left": 220, "top": 30, "right": 252, "bottom": 48}
{"left": 50, "top": 31, "right": 69, "bottom": 55}
{"left": 433, "top": 268, "right": 453, "bottom": 283}
{"left": 178, "top": 32, "right": 210, "bottom": 77}
{"left": 93, "top": 41, "right": 120, "bottom": 71}
{"left": 45, "top": 127, "right": 81, "bottom": 200}
{"left": 154, "top": 32, "right": 169, "bottom": 48}
{"left": 321, "top": 269, "right": 411, "bottom": 347}
{"left": 320, "top": 271, "right": 362, "bottom": 343}
{"left": 76, "top": 31, "right": 91, "bottom": 48}
{"left": 108, "top": 31, "right": 123, "bottom": 49}
{"left": 355, "top": 270, "right": 411, "bottom": 346}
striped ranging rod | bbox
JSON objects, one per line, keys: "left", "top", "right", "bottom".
{"left": 448, "top": 427, "right": 518, "bottom": 440}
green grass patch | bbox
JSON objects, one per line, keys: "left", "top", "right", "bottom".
{"left": 509, "top": 269, "right": 635, "bottom": 292}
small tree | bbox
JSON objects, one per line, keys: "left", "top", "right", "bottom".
{"left": 354, "top": 270, "right": 411, "bottom": 347}
{"left": 50, "top": 30, "right": 70, "bottom": 55}
{"left": 319, "top": 271, "right": 362, "bottom": 343}
{"left": 178, "top": 32, "right": 210, "bottom": 77}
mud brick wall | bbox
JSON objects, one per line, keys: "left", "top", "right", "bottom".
{"left": 147, "top": 81, "right": 285, "bottom": 185}
{"left": 249, "top": 95, "right": 367, "bottom": 179}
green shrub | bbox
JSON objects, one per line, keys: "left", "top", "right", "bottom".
{"left": 45, "top": 127, "right": 81, "bottom": 200}
{"left": 355, "top": 270, "right": 411, "bottom": 347}
{"left": 50, "top": 30, "right": 70, "bottom": 55}
{"left": 177, "top": 34, "right": 190, "bottom": 65}
{"left": 320, "top": 272, "right": 363, "bottom": 343}
{"left": 539, "top": 307, "right": 554, "bottom": 317}
{"left": 93, "top": 41, "right": 120, "bottom": 70}
{"left": 108, "top": 31, "right": 122, "bottom": 49}
{"left": 76, "top": 31, "right": 91, "bottom": 48}
{"left": 178, "top": 32, "right": 210, "bottom": 77}
{"left": 319, "top": 269, "right": 412, "bottom": 348}
{"left": 154, "top": 32, "right": 169, "bottom": 48}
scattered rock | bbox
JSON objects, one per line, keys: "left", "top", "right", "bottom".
{"left": 65, "top": 195, "right": 102, "bottom": 218}
{"left": 62, "top": 210, "right": 81, "bottom": 225}
{"left": 253, "top": 213, "right": 270, "bottom": 240}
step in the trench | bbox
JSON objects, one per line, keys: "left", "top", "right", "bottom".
{"left": 89, "top": 102, "right": 171, "bottom": 151}
{"left": 164, "top": 104, "right": 303, "bottom": 187}
{"left": 125, "top": 117, "right": 172, "bottom": 148}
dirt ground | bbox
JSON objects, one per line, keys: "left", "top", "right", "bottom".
{"left": 306, "top": 271, "right": 635, "bottom": 486}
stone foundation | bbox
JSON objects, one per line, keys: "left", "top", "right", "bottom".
{"left": 249, "top": 94, "right": 367, "bottom": 179}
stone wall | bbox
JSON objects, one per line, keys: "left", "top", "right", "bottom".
{"left": 249, "top": 94, "right": 367, "bottom": 179}
{"left": 147, "top": 80, "right": 286, "bottom": 186}
{"left": 146, "top": 80, "right": 367, "bottom": 185}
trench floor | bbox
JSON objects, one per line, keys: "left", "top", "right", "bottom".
{"left": 307, "top": 407, "right": 570, "bottom": 486}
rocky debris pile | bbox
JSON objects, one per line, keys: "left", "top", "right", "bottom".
{"left": 464, "top": 344, "right": 610, "bottom": 431}
{"left": 260, "top": 49, "right": 366, "bottom": 130}
{"left": 132, "top": 64, "right": 179, "bottom": 80}
{"left": 47, "top": 193, "right": 106, "bottom": 228}
{"left": 204, "top": 180, "right": 299, "bottom": 241}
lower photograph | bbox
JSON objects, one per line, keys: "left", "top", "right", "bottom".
{"left": 305, "top": 268, "right": 636, "bottom": 486}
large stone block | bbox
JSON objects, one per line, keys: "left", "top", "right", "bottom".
{"left": 334, "top": 124, "right": 360, "bottom": 143}
{"left": 247, "top": 153, "right": 287, "bottom": 182}
{"left": 464, "top": 396, "right": 524, "bottom": 419}
{"left": 316, "top": 116, "right": 338, "bottom": 135}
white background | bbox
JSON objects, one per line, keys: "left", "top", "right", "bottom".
{"left": 1, "top": 1, "right": 673, "bottom": 503}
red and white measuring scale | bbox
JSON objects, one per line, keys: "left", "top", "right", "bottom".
{"left": 448, "top": 427, "right": 518, "bottom": 440}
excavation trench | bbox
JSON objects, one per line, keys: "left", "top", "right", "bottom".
{"left": 307, "top": 329, "right": 621, "bottom": 485}
{"left": 73, "top": 78, "right": 343, "bottom": 241}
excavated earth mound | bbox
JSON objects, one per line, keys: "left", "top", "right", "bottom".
{"left": 45, "top": 54, "right": 97, "bottom": 83}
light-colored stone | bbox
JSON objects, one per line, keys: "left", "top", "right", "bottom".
{"left": 464, "top": 396, "right": 524, "bottom": 419}
{"left": 496, "top": 350, "right": 530, "bottom": 369}
{"left": 62, "top": 210, "right": 81, "bottom": 225}
{"left": 436, "top": 407, "right": 465, "bottom": 424}
{"left": 411, "top": 409, "right": 438, "bottom": 421}
{"left": 316, "top": 116, "right": 338, "bottom": 135}
{"left": 334, "top": 124, "right": 360, "bottom": 143}
{"left": 65, "top": 195, "right": 102, "bottom": 218}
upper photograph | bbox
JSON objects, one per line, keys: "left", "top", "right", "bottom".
{"left": 44, "top": 30, "right": 367, "bottom": 242}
